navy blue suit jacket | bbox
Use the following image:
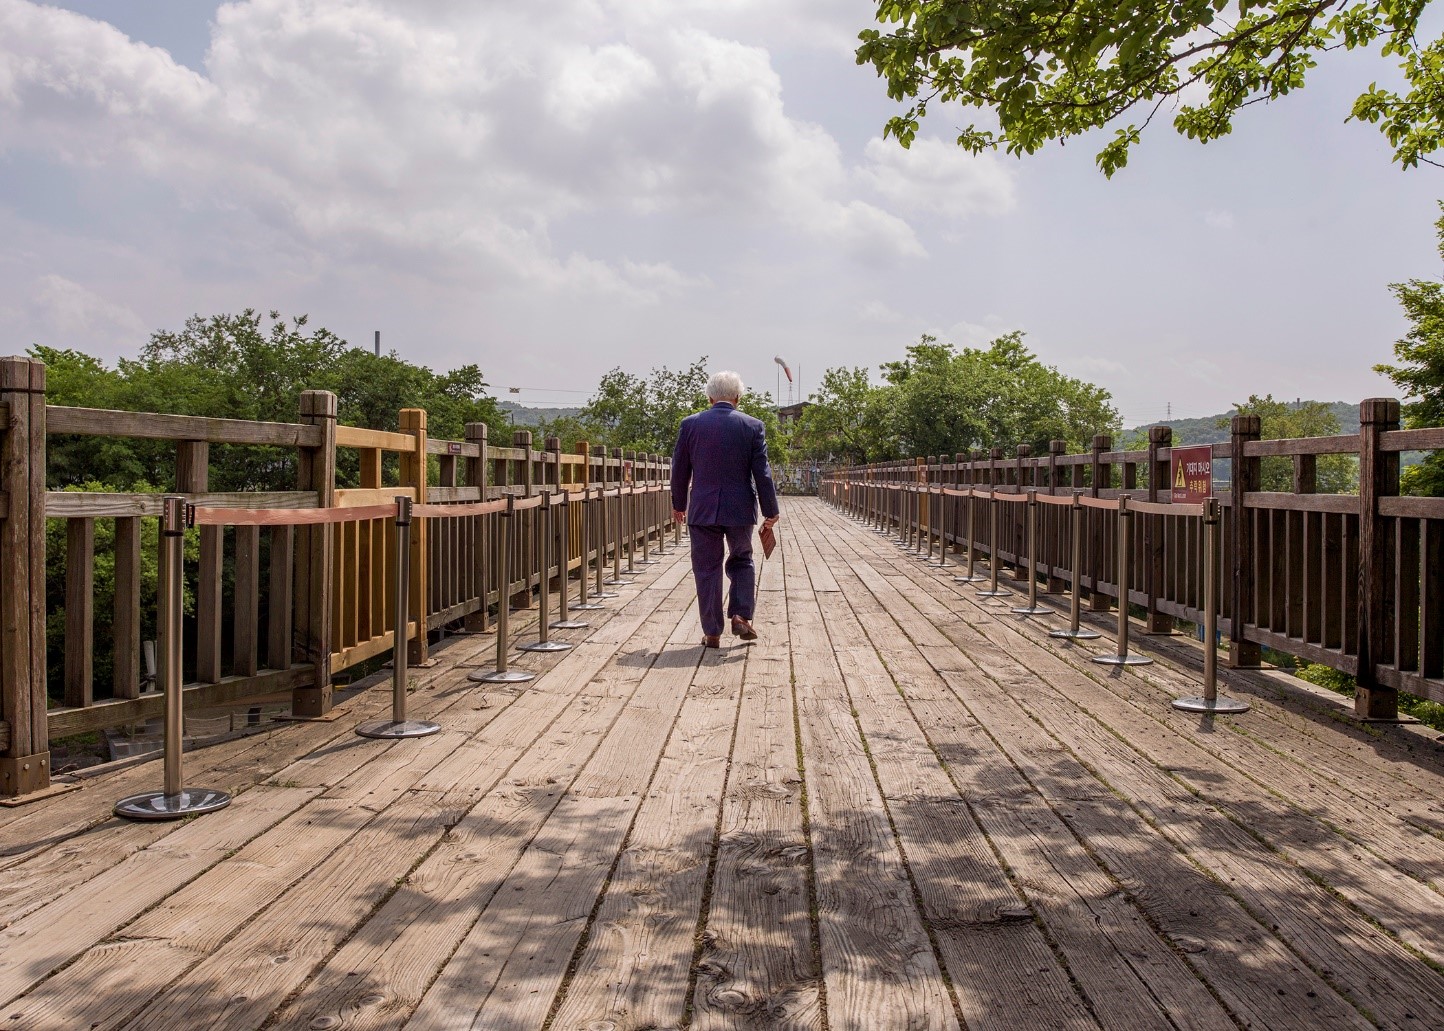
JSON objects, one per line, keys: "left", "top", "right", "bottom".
{"left": 671, "top": 402, "right": 780, "bottom": 526}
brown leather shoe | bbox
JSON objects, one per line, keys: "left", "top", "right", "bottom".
{"left": 701, "top": 634, "right": 721, "bottom": 648}
{"left": 730, "top": 616, "right": 758, "bottom": 641}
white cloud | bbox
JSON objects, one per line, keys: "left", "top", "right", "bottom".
{"left": 0, "top": 0, "right": 926, "bottom": 304}
{"left": 1203, "top": 209, "right": 1236, "bottom": 230}
{"left": 25, "top": 274, "right": 148, "bottom": 347}
{"left": 858, "top": 136, "right": 1016, "bottom": 220}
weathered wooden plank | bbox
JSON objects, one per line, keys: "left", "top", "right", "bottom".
{"left": 113, "top": 516, "right": 142, "bottom": 698}
{"left": 334, "top": 424, "right": 414, "bottom": 452}
{"left": 266, "top": 524, "right": 293, "bottom": 671}
{"left": 791, "top": 530, "right": 1113, "bottom": 1029}
{"left": 549, "top": 634, "right": 743, "bottom": 1031}
{"left": 781, "top": 538, "right": 961, "bottom": 1029}
{"left": 63, "top": 518, "right": 94, "bottom": 708}
{"left": 234, "top": 524, "right": 260, "bottom": 677}
{"left": 45, "top": 490, "right": 318, "bottom": 518}
{"left": 407, "top": 607, "right": 702, "bottom": 1030}
{"left": 47, "top": 405, "right": 323, "bottom": 447}
{"left": 257, "top": 563, "right": 693, "bottom": 1031}
{"left": 825, "top": 501, "right": 1430, "bottom": 1029}
{"left": 0, "top": 784, "right": 320, "bottom": 1005}
{"left": 692, "top": 553, "right": 822, "bottom": 1030}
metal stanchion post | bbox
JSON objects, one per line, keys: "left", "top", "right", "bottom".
{"left": 925, "top": 487, "right": 937, "bottom": 561}
{"left": 358, "top": 497, "right": 443, "bottom": 738}
{"left": 575, "top": 487, "right": 605, "bottom": 610}
{"left": 115, "top": 497, "right": 232, "bottom": 820}
{"left": 1093, "top": 495, "right": 1153, "bottom": 666}
{"left": 624, "top": 483, "right": 638, "bottom": 574}
{"left": 471, "top": 497, "right": 536, "bottom": 683}
{"left": 1173, "top": 498, "right": 1248, "bottom": 713}
{"left": 976, "top": 492, "right": 1012, "bottom": 598}
{"left": 935, "top": 490, "right": 949, "bottom": 568}
{"left": 955, "top": 489, "right": 985, "bottom": 584}
{"left": 1011, "top": 490, "right": 1052, "bottom": 616}
{"left": 605, "top": 481, "right": 633, "bottom": 586}
{"left": 1051, "top": 491, "right": 1101, "bottom": 640}
{"left": 551, "top": 492, "right": 589, "bottom": 629}
{"left": 522, "top": 492, "right": 571, "bottom": 652}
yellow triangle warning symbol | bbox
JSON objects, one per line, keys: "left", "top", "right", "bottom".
{"left": 1175, "top": 465, "right": 1186, "bottom": 490}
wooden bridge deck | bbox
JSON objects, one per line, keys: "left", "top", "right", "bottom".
{"left": 5, "top": 496, "right": 1444, "bottom": 1030}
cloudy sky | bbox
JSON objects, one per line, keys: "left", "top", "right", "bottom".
{"left": 2, "top": 0, "right": 1441, "bottom": 426}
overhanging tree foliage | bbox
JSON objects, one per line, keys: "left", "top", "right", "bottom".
{"left": 857, "top": 0, "right": 1444, "bottom": 174}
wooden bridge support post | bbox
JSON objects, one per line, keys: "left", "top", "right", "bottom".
{"left": 0, "top": 357, "right": 48, "bottom": 797}
{"left": 293, "top": 389, "right": 337, "bottom": 717}
{"left": 1228, "top": 414, "right": 1262, "bottom": 670}
{"left": 1145, "top": 426, "right": 1175, "bottom": 634}
{"left": 1014, "top": 445, "right": 1032, "bottom": 574}
{"left": 464, "top": 422, "right": 491, "bottom": 633}
{"left": 1356, "top": 398, "right": 1401, "bottom": 718}
{"left": 399, "top": 408, "right": 430, "bottom": 666}
{"left": 177, "top": 440, "right": 222, "bottom": 686}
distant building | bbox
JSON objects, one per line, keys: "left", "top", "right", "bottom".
{"left": 776, "top": 401, "right": 810, "bottom": 426}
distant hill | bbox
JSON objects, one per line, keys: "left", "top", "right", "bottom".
{"left": 1125, "top": 401, "right": 1359, "bottom": 445}
{"left": 497, "top": 400, "right": 585, "bottom": 427}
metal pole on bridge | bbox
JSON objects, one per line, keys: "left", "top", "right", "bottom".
{"left": 1093, "top": 495, "right": 1153, "bottom": 667}
{"left": 1172, "top": 498, "right": 1248, "bottom": 713}
{"left": 114, "top": 497, "right": 233, "bottom": 820}
{"left": 1011, "top": 490, "right": 1051, "bottom": 617}
{"left": 471, "top": 497, "right": 536, "bottom": 684}
{"left": 1050, "top": 491, "right": 1101, "bottom": 641}
{"left": 574, "top": 487, "right": 605, "bottom": 610}
{"left": 954, "top": 489, "right": 985, "bottom": 584}
{"left": 522, "top": 491, "right": 571, "bottom": 653}
{"left": 550, "top": 491, "right": 589, "bottom": 630}
{"left": 357, "top": 496, "right": 443, "bottom": 739}
{"left": 976, "top": 491, "right": 1012, "bottom": 599}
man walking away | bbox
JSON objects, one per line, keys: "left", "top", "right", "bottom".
{"left": 671, "top": 371, "right": 781, "bottom": 648}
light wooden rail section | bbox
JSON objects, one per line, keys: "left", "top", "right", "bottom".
{"left": 5, "top": 497, "right": 1444, "bottom": 1029}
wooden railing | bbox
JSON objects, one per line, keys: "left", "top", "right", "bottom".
{"left": 823, "top": 398, "right": 1442, "bottom": 721}
{"left": 0, "top": 356, "right": 673, "bottom": 797}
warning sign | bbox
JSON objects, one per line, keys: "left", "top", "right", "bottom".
{"left": 1170, "top": 445, "right": 1213, "bottom": 504}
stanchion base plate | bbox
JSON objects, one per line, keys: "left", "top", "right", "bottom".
{"left": 1172, "top": 695, "right": 1250, "bottom": 714}
{"left": 520, "top": 640, "right": 573, "bottom": 652}
{"left": 635, "top": 558, "right": 658, "bottom": 566}
{"left": 114, "top": 788, "right": 232, "bottom": 822}
{"left": 550, "top": 619, "right": 590, "bottom": 629}
{"left": 1010, "top": 606, "right": 1053, "bottom": 616}
{"left": 1092, "top": 654, "right": 1154, "bottom": 666}
{"left": 573, "top": 602, "right": 607, "bottom": 610}
{"left": 468, "top": 668, "right": 535, "bottom": 683}
{"left": 952, "top": 574, "right": 986, "bottom": 583}
{"left": 976, "top": 589, "right": 1013, "bottom": 598}
{"left": 593, "top": 590, "right": 621, "bottom": 599}
{"left": 604, "top": 579, "right": 635, "bottom": 587}
{"left": 1049, "top": 628, "right": 1102, "bottom": 640}
{"left": 356, "top": 719, "right": 442, "bottom": 739}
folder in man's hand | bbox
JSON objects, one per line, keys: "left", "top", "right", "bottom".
{"left": 759, "top": 523, "right": 776, "bottom": 559}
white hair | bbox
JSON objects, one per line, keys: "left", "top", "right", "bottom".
{"left": 706, "top": 370, "right": 744, "bottom": 402}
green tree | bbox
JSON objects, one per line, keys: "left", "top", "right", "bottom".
{"left": 1220, "top": 394, "right": 1358, "bottom": 492}
{"left": 793, "top": 366, "right": 889, "bottom": 463}
{"left": 1377, "top": 204, "right": 1444, "bottom": 495}
{"left": 857, "top": 0, "right": 1444, "bottom": 175}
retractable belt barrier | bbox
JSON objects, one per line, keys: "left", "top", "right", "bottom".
{"left": 114, "top": 483, "right": 677, "bottom": 819}
{"left": 825, "top": 478, "right": 1245, "bottom": 715}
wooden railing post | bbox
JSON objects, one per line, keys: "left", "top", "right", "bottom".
{"left": 1356, "top": 398, "right": 1401, "bottom": 718}
{"left": 1228, "top": 414, "right": 1262, "bottom": 669}
{"left": 178, "top": 440, "right": 222, "bottom": 685}
{"left": 464, "top": 422, "right": 490, "bottom": 633}
{"left": 294, "top": 389, "right": 337, "bottom": 717}
{"left": 1145, "top": 426, "right": 1174, "bottom": 634}
{"left": 0, "top": 357, "right": 48, "bottom": 796}
{"left": 400, "top": 408, "right": 430, "bottom": 666}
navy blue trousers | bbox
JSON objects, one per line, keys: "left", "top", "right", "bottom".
{"left": 688, "top": 524, "right": 755, "bottom": 636}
